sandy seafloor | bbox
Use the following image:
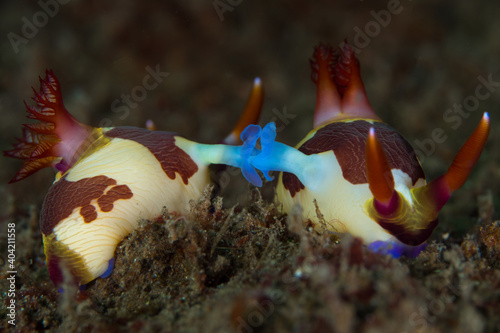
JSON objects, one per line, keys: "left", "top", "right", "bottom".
{"left": 0, "top": 1, "right": 499, "bottom": 332}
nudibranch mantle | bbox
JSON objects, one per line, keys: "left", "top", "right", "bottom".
{"left": 41, "top": 131, "right": 210, "bottom": 284}
{"left": 277, "top": 119, "right": 427, "bottom": 245}
{"left": 246, "top": 43, "right": 490, "bottom": 256}
{"left": 6, "top": 71, "right": 264, "bottom": 286}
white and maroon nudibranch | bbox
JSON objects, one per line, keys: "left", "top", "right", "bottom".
{"left": 5, "top": 71, "right": 264, "bottom": 286}
{"left": 247, "top": 43, "right": 490, "bottom": 257}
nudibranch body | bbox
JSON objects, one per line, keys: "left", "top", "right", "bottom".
{"left": 248, "top": 43, "right": 490, "bottom": 256}
{"left": 5, "top": 71, "right": 264, "bottom": 286}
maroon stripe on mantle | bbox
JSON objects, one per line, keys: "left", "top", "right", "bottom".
{"left": 106, "top": 127, "right": 199, "bottom": 185}
{"left": 41, "top": 175, "right": 133, "bottom": 235}
{"left": 282, "top": 121, "right": 425, "bottom": 197}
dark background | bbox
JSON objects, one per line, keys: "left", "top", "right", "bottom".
{"left": 1, "top": 0, "right": 498, "bottom": 238}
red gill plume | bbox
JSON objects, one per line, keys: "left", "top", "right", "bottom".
{"left": 4, "top": 70, "right": 92, "bottom": 183}
{"left": 311, "top": 42, "right": 379, "bottom": 127}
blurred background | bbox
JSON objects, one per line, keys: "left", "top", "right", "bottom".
{"left": 1, "top": 0, "right": 498, "bottom": 238}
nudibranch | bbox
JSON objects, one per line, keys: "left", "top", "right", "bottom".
{"left": 5, "top": 71, "right": 265, "bottom": 286}
{"left": 247, "top": 43, "right": 490, "bottom": 257}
